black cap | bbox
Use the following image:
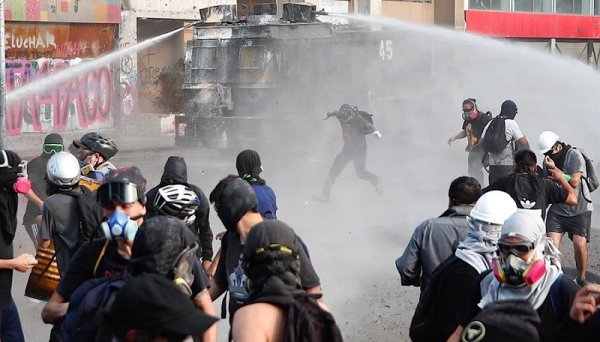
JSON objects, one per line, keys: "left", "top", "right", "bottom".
{"left": 130, "top": 216, "right": 198, "bottom": 276}
{"left": 105, "top": 273, "right": 218, "bottom": 337}
{"left": 500, "top": 100, "right": 518, "bottom": 119}
{"left": 462, "top": 300, "right": 540, "bottom": 342}
{"left": 0, "top": 150, "right": 21, "bottom": 169}
{"left": 44, "top": 133, "right": 63, "bottom": 145}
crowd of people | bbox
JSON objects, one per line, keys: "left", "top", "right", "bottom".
{"left": 396, "top": 98, "right": 599, "bottom": 341}
{"left": 1, "top": 97, "right": 599, "bottom": 341}
{"left": 0, "top": 131, "right": 343, "bottom": 341}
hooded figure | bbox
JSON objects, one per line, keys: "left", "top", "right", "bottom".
{"left": 145, "top": 156, "right": 213, "bottom": 263}
{"left": 236, "top": 150, "right": 277, "bottom": 219}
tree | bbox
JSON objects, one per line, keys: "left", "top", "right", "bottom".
{"left": 153, "top": 61, "right": 185, "bottom": 113}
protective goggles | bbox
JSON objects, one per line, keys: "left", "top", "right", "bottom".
{"left": 97, "top": 181, "right": 140, "bottom": 207}
{"left": 498, "top": 241, "right": 535, "bottom": 257}
{"left": 43, "top": 144, "right": 64, "bottom": 155}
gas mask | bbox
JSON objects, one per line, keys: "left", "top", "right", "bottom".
{"left": 492, "top": 249, "right": 546, "bottom": 287}
{"left": 101, "top": 211, "right": 140, "bottom": 241}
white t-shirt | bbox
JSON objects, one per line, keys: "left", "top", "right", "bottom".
{"left": 481, "top": 119, "right": 524, "bottom": 166}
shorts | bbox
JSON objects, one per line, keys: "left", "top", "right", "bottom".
{"left": 546, "top": 211, "right": 592, "bottom": 242}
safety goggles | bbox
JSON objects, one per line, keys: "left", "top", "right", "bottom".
{"left": 43, "top": 144, "right": 64, "bottom": 155}
{"left": 498, "top": 241, "right": 535, "bottom": 257}
{"left": 97, "top": 181, "right": 140, "bottom": 207}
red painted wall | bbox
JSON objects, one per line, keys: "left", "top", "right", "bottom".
{"left": 465, "top": 10, "right": 600, "bottom": 39}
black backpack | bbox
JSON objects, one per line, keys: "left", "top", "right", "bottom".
{"left": 252, "top": 293, "right": 344, "bottom": 342}
{"left": 482, "top": 116, "right": 510, "bottom": 154}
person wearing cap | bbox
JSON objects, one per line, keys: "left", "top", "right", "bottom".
{"left": 410, "top": 191, "right": 517, "bottom": 342}
{"left": 208, "top": 175, "right": 325, "bottom": 319}
{"left": 448, "top": 99, "right": 492, "bottom": 185}
{"left": 0, "top": 149, "right": 40, "bottom": 341}
{"left": 145, "top": 156, "right": 213, "bottom": 271}
{"left": 450, "top": 211, "right": 583, "bottom": 342}
{"left": 538, "top": 131, "right": 593, "bottom": 286}
{"left": 480, "top": 100, "right": 529, "bottom": 184}
{"left": 484, "top": 150, "right": 577, "bottom": 219}
{"left": 42, "top": 167, "right": 147, "bottom": 325}
{"left": 22, "top": 133, "right": 64, "bottom": 248}
{"left": 396, "top": 176, "right": 482, "bottom": 292}
{"left": 101, "top": 273, "right": 218, "bottom": 342}
{"left": 129, "top": 216, "right": 217, "bottom": 341}
{"left": 233, "top": 220, "right": 342, "bottom": 342}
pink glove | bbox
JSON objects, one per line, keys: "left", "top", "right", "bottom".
{"left": 13, "top": 177, "right": 32, "bottom": 194}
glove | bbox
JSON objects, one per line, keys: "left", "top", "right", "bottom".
{"left": 323, "top": 112, "right": 330, "bottom": 120}
{"left": 373, "top": 131, "right": 382, "bottom": 139}
{"left": 13, "top": 177, "right": 32, "bottom": 194}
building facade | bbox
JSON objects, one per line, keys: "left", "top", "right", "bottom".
{"left": 4, "top": 1, "right": 120, "bottom": 136}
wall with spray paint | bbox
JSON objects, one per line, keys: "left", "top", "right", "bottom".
{"left": 137, "top": 19, "right": 185, "bottom": 113}
{"left": 5, "top": 23, "right": 117, "bottom": 135}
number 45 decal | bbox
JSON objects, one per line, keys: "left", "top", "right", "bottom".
{"left": 379, "top": 40, "right": 393, "bottom": 61}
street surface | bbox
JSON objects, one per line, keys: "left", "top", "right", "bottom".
{"left": 13, "top": 144, "right": 600, "bottom": 341}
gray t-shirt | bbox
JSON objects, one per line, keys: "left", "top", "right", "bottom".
{"left": 40, "top": 191, "right": 82, "bottom": 275}
{"left": 549, "top": 148, "right": 593, "bottom": 216}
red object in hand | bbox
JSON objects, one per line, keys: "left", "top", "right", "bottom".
{"left": 13, "top": 177, "right": 32, "bottom": 194}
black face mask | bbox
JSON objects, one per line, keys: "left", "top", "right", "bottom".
{"left": 547, "top": 143, "right": 570, "bottom": 169}
{"left": 216, "top": 178, "right": 258, "bottom": 231}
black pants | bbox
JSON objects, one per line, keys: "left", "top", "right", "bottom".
{"left": 322, "top": 143, "right": 379, "bottom": 196}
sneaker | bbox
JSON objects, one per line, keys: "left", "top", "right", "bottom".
{"left": 312, "top": 193, "right": 330, "bottom": 203}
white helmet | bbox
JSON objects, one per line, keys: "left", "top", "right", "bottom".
{"left": 538, "top": 131, "right": 560, "bottom": 155}
{"left": 46, "top": 152, "right": 81, "bottom": 187}
{"left": 155, "top": 184, "right": 200, "bottom": 222}
{"left": 470, "top": 191, "right": 517, "bottom": 225}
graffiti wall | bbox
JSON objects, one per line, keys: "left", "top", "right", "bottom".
{"left": 4, "top": 0, "right": 120, "bottom": 23}
{"left": 6, "top": 23, "right": 117, "bottom": 59}
{"left": 5, "top": 23, "right": 117, "bottom": 135}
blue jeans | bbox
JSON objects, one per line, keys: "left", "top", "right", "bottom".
{"left": 0, "top": 299, "right": 25, "bottom": 342}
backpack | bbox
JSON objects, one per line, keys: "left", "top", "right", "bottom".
{"left": 356, "top": 110, "right": 374, "bottom": 125}
{"left": 571, "top": 147, "right": 599, "bottom": 198}
{"left": 482, "top": 116, "right": 510, "bottom": 154}
{"left": 252, "top": 293, "right": 343, "bottom": 342}
{"left": 61, "top": 276, "right": 126, "bottom": 342}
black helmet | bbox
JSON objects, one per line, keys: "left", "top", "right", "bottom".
{"left": 79, "top": 132, "right": 119, "bottom": 160}
{"left": 338, "top": 104, "right": 354, "bottom": 121}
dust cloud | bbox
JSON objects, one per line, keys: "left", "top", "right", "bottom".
{"left": 197, "top": 15, "right": 600, "bottom": 340}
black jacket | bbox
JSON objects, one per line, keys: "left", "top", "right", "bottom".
{"left": 145, "top": 157, "right": 213, "bottom": 261}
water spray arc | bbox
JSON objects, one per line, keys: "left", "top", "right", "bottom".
{"left": 6, "top": 25, "right": 189, "bottom": 105}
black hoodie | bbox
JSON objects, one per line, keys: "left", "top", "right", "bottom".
{"left": 145, "top": 156, "right": 213, "bottom": 261}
